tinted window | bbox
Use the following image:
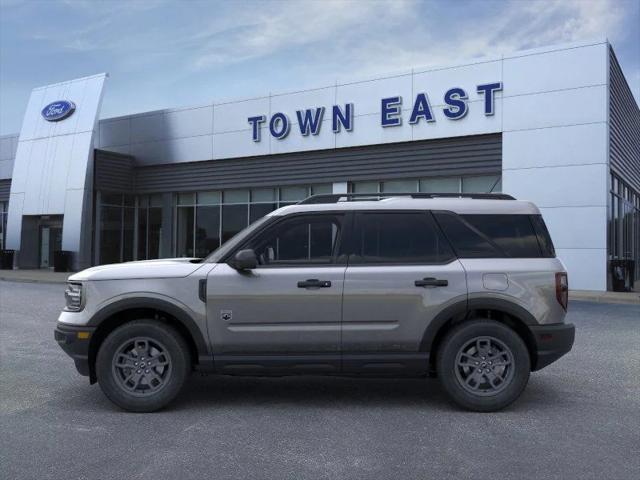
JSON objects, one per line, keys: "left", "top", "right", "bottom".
{"left": 352, "top": 212, "right": 454, "bottom": 264}
{"left": 433, "top": 213, "right": 500, "bottom": 258}
{"left": 462, "top": 215, "right": 541, "bottom": 258}
{"left": 248, "top": 215, "right": 342, "bottom": 265}
{"left": 530, "top": 215, "right": 556, "bottom": 258}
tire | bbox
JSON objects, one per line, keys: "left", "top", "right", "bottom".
{"left": 96, "top": 320, "right": 191, "bottom": 412}
{"left": 436, "top": 319, "right": 530, "bottom": 412}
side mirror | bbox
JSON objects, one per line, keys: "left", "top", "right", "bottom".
{"left": 231, "top": 249, "right": 257, "bottom": 270}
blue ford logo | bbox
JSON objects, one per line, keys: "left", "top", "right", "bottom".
{"left": 41, "top": 100, "right": 76, "bottom": 122}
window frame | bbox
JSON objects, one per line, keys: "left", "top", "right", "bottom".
{"left": 346, "top": 210, "right": 457, "bottom": 266}
{"left": 223, "top": 211, "right": 349, "bottom": 268}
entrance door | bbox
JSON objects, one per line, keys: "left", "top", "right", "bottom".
{"left": 341, "top": 211, "right": 468, "bottom": 373}
{"left": 206, "top": 213, "right": 346, "bottom": 373}
{"left": 40, "top": 227, "right": 50, "bottom": 268}
{"left": 39, "top": 222, "right": 63, "bottom": 268}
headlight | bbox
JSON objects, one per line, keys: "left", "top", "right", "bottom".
{"left": 64, "top": 283, "right": 84, "bottom": 312}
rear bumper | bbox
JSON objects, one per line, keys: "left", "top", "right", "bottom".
{"left": 530, "top": 323, "right": 575, "bottom": 371}
{"left": 54, "top": 323, "right": 96, "bottom": 377}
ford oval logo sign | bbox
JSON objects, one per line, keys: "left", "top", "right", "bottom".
{"left": 41, "top": 100, "right": 76, "bottom": 122}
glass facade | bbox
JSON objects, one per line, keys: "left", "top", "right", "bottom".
{"left": 95, "top": 178, "right": 504, "bottom": 264}
{"left": 608, "top": 173, "right": 640, "bottom": 291}
{"left": 174, "top": 184, "right": 331, "bottom": 258}
{"left": 98, "top": 193, "right": 136, "bottom": 265}
{"left": 350, "top": 175, "right": 502, "bottom": 194}
{"left": 98, "top": 193, "right": 165, "bottom": 264}
{"left": 0, "top": 201, "right": 7, "bottom": 250}
{"left": 137, "top": 194, "right": 163, "bottom": 260}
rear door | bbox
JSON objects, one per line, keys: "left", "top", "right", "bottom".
{"left": 341, "top": 211, "right": 467, "bottom": 373}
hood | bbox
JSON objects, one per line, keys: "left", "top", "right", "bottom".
{"left": 69, "top": 258, "right": 205, "bottom": 281}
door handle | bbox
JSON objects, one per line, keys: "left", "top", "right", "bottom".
{"left": 297, "top": 279, "right": 332, "bottom": 288}
{"left": 415, "top": 277, "right": 448, "bottom": 287}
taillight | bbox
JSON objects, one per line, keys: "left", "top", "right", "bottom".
{"left": 555, "top": 272, "right": 568, "bottom": 311}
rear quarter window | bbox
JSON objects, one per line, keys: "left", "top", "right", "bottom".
{"left": 530, "top": 214, "right": 556, "bottom": 258}
{"left": 462, "top": 215, "right": 541, "bottom": 258}
{"left": 434, "top": 213, "right": 554, "bottom": 258}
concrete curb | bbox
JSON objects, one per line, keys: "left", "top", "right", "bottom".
{"left": 569, "top": 291, "right": 640, "bottom": 305}
{"left": 0, "top": 277, "right": 69, "bottom": 285}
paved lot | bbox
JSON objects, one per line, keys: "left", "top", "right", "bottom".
{"left": 1, "top": 280, "right": 639, "bottom": 480}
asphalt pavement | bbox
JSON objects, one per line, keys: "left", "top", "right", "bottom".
{"left": 1, "top": 280, "right": 638, "bottom": 480}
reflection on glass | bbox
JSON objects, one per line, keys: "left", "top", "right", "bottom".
{"left": 148, "top": 208, "right": 162, "bottom": 259}
{"left": 280, "top": 186, "right": 308, "bottom": 202}
{"left": 195, "top": 205, "right": 221, "bottom": 257}
{"left": 176, "top": 206, "right": 194, "bottom": 257}
{"left": 222, "top": 204, "right": 248, "bottom": 244}
{"left": 351, "top": 181, "right": 378, "bottom": 193}
{"left": 419, "top": 177, "right": 460, "bottom": 193}
{"left": 381, "top": 180, "right": 418, "bottom": 193}
{"left": 250, "top": 203, "right": 277, "bottom": 224}
{"left": 99, "top": 205, "right": 122, "bottom": 264}
{"left": 462, "top": 176, "right": 500, "bottom": 193}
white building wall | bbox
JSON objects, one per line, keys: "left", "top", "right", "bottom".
{"left": 95, "top": 59, "right": 506, "bottom": 163}
{"left": 501, "top": 41, "right": 609, "bottom": 291}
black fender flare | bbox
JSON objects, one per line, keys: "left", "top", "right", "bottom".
{"left": 87, "top": 297, "right": 210, "bottom": 360}
{"left": 420, "top": 297, "right": 537, "bottom": 353}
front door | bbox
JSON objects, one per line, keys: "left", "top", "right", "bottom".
{"left": 341, "top": 211, "right": 468, "bottom": 373}
{"left": 207, "top": 213, "right": 347, "bottom": 373}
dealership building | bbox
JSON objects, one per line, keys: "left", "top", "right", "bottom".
{"left": 0, "top": 39, "right": 638, "bottom": 291}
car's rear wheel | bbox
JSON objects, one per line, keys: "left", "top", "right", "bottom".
{"left": 436, "top": 319, "right": 530, "bottom": 412}
{"left": 96, "top": 320, "right": 190, "bottom": 412}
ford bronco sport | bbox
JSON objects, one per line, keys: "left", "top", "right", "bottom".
{"left": 55, "top": 193, "right": 575, "bottom": 412}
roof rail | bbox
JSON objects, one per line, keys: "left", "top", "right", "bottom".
{"left": 297, "top": 192, "right": 516, "bottom": 205}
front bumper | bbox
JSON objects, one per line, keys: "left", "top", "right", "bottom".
{"left": 530, "top": 323, "right": 575, "bottom": 371}
{"left": 54, "top": 323, "right": 96, "bottom": 376}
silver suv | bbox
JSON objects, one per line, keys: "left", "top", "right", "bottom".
{"left": 55, "top": 193, "right": 575, "bottom": 412}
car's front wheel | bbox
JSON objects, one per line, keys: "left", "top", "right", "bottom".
{"left": 96, "top": 320, "right": 191, "bottom": 412}
{"left": 436, "top": 319, "right": 530, "bottom": 412}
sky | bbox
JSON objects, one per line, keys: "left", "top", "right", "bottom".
{"left": 0, "top": 0, "right": 638, "bottom": 135}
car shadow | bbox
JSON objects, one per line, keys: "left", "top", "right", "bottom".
{"left": 172, "top": 374, "right": 451, "bottom": 410}
{"left": 54, "top": 372, "right": 570, "bottom": 414}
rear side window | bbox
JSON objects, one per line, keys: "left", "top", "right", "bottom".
{"left": 462, "top": 215, "right": 541, "bottom": 258}
{"left": 434, "top": 213, "right": 554, "bottom": 258}
{"left": 351, "top": 212, "right": 454, "bottom": 264}
{"left": 530, "top": 215, "right": 556, "bottom": 257}
{"left": 433, "top": 213, "right": 500, "bottom": 258}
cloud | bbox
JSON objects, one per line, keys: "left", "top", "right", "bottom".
{"left": 324, "top": 0, "right": 627, "bottom": 79}
{"left": 188, "top": 0, "right": 414, "bottom": 71}
{"left": 175, "top": 0, "right": 632, "bottom": 89}
{"left": 12, "top": 0, "right": 631, "bottom": 79}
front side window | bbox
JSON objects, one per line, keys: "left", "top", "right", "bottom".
{"left": 246, "top": 214, "right": 343, "bottom": 266}
{"left": 351, "top": 212, "right": 454, "bottom": 264}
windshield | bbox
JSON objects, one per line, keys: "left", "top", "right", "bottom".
{"left": 202, "top": 216, "right": 272, "bottom": 263}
